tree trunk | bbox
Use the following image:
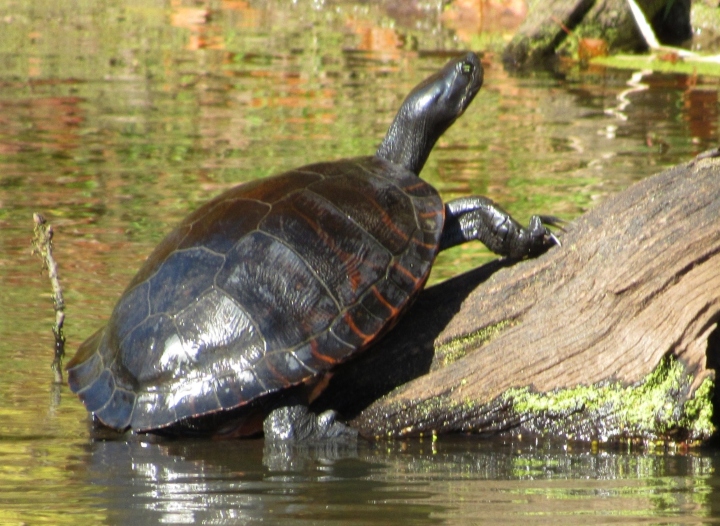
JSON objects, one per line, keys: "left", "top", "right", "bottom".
{"left": 502, "top": 0, "right": 691, "bottom": 69}
{"left": 313, "top": 153, "right": 720, "bottom": 443}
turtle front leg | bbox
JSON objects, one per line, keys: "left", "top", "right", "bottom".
{"left": 440, "top": 196, "right": 563, "bottom": 259}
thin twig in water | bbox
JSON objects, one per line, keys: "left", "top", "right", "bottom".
{"left": 32, "top": 213, "right": 66, "bottom": 384}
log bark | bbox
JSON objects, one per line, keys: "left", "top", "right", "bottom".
{"left": 313, "top": 153, "right": 720, "bottom": 442}
{"left": 502, "top": 0, "right": 691, "bottom": 69}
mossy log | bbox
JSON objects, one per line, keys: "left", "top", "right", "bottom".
{"left": 502, "top": 0, "right": 691, "bottom": 69}
{"left": 314, "top": 153, "right": 720, "bottom": 443}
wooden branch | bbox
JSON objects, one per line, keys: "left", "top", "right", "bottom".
{"left": 502, "top": 0, "right": 682, "bottom": 68}
{"left": 32, "top": 213, "right": 66, "bottom": 384}
{"left": 314, "top": 153, "right": 720, "bottom": 442}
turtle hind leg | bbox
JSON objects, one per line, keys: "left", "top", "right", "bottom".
{"left": 440, "top": 196, "right": 563, "bottom": 259}
{"left": 263, "top": 405, "right": 358, "bottom": 442}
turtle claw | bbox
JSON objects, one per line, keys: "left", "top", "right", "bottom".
{"left": 548, "top": 231, "right": 562, "bottom": 248}
{"left": 536, "top": 216, "right": 565, "bottom": 247}
{"left": 537, "top": 215, "right": 566, "bottom": 232}
{"left": 524, "top": 215, "right": 565, "bottom": 258}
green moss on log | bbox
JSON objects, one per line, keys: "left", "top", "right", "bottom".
{"left": 432, "top": 321, "right": 513, "bottom": 369}
{"left": 503, "top": 354, "right": 715, "bottom": 442}
{"left": 682, "top": 377, "right": 714, "bottom": 439}
{"left": 363, "top": 353, "right": 713, "bottom": 444}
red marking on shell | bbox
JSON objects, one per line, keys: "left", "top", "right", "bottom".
{"left": 347, "top": 264, "right": 363, "bottom": 292}
{"left": 377, "top": 208, "right": 411, "bottom": 245}
{"left": 263, "top": 358, "right": 293, "bottom": 388}
{"left": 310, "top": 338, "right": 340, "bottom": 365}
{"left": 412, "top": 235, "right": 439, "bottom": 251}
{"left": 418, "top": 209, "right": 440, "bottom": 218}
{"left": 291, "top": 200, "right": 367, "bottom": 294}
{"left": 391, "top": 262, "right": 421, "bottom": 284}
{"left": 343, "top": 311, "right": 374, "bottom": 345}
{"left": 371, "top": 286, "right": 400, "bottom": 317}
{"left": 402, "top": 181, "right": 428, "bottom": 193}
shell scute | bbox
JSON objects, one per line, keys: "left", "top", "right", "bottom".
{"left": 95, "top": 386, "right": 136, "bottom": 430}
{"left": 216, "top": 231, "right": 341, "bottom": 351}
{"left": 147, "top": 248, "right": 224, "bottom": 317}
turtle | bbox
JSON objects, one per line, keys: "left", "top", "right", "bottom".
{"left": 67, "top": 52, "right": 561, "bottom": 440}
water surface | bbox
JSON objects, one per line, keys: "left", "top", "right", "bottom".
{"left": 1, "top": 1, "right": 720, "bottom": 523}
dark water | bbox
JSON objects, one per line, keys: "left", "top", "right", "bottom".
{"left": 1, "top": 1, "right": 720, "bottom": 524}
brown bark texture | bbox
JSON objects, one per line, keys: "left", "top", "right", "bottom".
{"left": 313, "top": 153, "right": 720, "bottom": 440}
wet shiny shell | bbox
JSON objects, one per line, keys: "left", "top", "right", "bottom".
{"left": 67, "top": 156, "right": 444, "bottom": 431}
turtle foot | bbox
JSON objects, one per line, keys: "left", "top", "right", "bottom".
{"left": 441, "top": 196, "right": 564, "bottom": 258}
{"left": 263, "top": 405, "right": 358, "bottom": 443}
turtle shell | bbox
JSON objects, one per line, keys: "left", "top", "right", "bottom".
{"left": 67, "top": 155, "right": 444, "bottom": 433}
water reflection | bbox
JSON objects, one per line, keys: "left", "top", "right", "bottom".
{"left": 77, "top": 436, "right": 720, "bottom": 525}
{"left": 2, "top": 0, "right": 720, "bottom": 524}
{"left": 83, "top": 437, "right": 443, "bottom": 525}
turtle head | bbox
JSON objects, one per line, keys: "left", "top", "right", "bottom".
{"left": 376, "top": 52, "right": 483, "bottom": 175}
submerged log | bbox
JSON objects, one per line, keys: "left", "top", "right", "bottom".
{"left": 314, "top": 153, "right": 720, "bottom": 443}
{"left": 502, "top": 0, "right": 692, "bottom": 69}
